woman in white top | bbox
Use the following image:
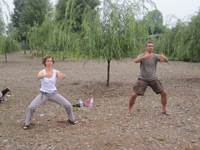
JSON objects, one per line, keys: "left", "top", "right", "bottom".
{"left": 23, "top": 55, "right": 77, "bottom": 130}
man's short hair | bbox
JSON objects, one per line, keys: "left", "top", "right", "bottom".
{"left": 145, "top": 41, "right": 153, "bottom": 47}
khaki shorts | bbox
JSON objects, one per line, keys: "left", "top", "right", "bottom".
{"left": 133, "top": 79, "right": 164, "bottom": 96}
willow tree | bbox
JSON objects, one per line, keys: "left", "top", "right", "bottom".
{"left": 52, "top": 0, "right": 78, "bottom": 60}
{"left": 51, "top": 0, "right": 92, "bottom": 60}
{"left": 0, "top": 35, "right": 20, "bottom": 62}
{"left": 52, "top": 21, "right": 72, "bottom": 60}
{"left": 81, "top": 0, "right": 154, "bottom": 86}
{"left": 156, "top": 9, "right": 200, "bottom": 62}
{"left": 27, "top": 16, "right": 55, "bottom": 58}
{"left": 55, "top": 0, "right": 100, "bottom": 32}
{"left": 184, "top": 10, "right": 200, "bottom": 62}
{"left": 27, "top": 0, "right": 80, "bottom": 60}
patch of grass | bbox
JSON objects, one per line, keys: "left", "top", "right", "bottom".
{"left": 149, "top": 93, "right": 159, "bottom": 98}
{"left": 6, "top": 123, "right": 13, "bottom": 127}
{"left": 11, "top": 95, "right": 16, "bottom": 99}
{"left": 157, "top": 137, "right": 165, "bottom": 141}
{"left": 17, "top": 91, "right": 23, "bottom": 94}
{"left": 73, "top": 107, "right": 79, "bottom": 112}
{"left": 194, "top": 70, "right": 200, "bottom": 74}
{"left": 6, "top": 105, "right": 12, "bottom": 109}
{"left": 97, "top": 131, "right": 107, "bottom": 135}
{"left": 26, "top": 56, "right": 34, "bottom": 59}
{"left": 8, "top": 134, "right": 14, "bottom": 137}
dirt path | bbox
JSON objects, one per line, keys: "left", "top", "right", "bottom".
{"left": 0, "top": 53, "right": 200, "bottom": 150}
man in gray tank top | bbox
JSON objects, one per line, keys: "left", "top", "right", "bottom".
{"left": 126, "top": 41, "right": 170, "bottom": 116}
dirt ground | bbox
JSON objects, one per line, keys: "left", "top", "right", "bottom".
{"left": 0, "top": 52, "right": 200, "bottom": 150}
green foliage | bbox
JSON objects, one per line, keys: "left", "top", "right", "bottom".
{"left": 185, "top": 12, "right": 200, "bottom": 62}
{"left": 0, "top": 0, "right": 21, "bottom": 62}
{"left": 0, "top": 35, "right": 20, "bottom": 62}
{"left": 12, "top": 0, "right": 24, "bottom": 28}
{"left": 157, "top": 137, "right": 165, "bottom": 141}
{"left": 81, "top": 0, "right": 152, "bottom": 61}
{"left": 26, "top": 0, "right": 155, "bottom": 86}
{"left": 13, "top": 0, "right": 52, "bottom": 48}
{"left": 73, "top": 107, "right": 79, "bottom": 112}
{"left": 27, "top": 15, "right": 55, "bottom": 57}
{"left": 6, "top": 105, "right": 12, "bottom": 109}
{"left": 26, "top": 56, "right": 34, "bottom": 59}
{"left": 12, "top": 0, "right": 25, "bottom": 42}
{"left": 55, "top": 0, "right": 100, "bottom": 32}
{"left": 142, "top": 9, "right": 166, "bottom": 35}
{"left": 80, "top": 0, "right": 154, "bottom": 86}
{"left": 24, "top": 0, "right": 200, "bottom": 86}
{"left": 156, "top": 9, "right": 200, "bottom": 62}
{"left": 20, "top": 0, "right": 52, "bottom": 27}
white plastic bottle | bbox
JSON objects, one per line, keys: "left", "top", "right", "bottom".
{"left": 79, "top": 99, "right": 84, "bottom": 108}
{"left": 90, "top": 97, "right": 94, "bottom": 107}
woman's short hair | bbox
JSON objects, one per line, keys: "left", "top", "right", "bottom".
{"left": 42, "top": 55, "right": 55, "bottom": 66}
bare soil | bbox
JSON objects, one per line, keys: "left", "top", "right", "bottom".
{"left": 0, "top": 52, "right": 200, "bottom": 150}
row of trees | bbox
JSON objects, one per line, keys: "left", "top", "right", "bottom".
{"left": 9, "top": 0, "right": 161, "bottom": 86}
{"left": 155, "top": 11, "right": 200, "bottom": 62}
{"left": 1, "top": 0, "right": 199, "bottom": 85}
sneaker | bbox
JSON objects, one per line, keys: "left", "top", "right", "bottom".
{"left": 0, "top": 98, "right": 7, "bottom": 103}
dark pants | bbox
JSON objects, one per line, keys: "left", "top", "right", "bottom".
{"left": 1, "top": 88, "right": 10, "bottom": 98}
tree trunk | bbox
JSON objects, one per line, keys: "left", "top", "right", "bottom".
{"left": 24, "top": 41, "right": 26, "bottom": 55}
{"left": 63, "top": 48, "right": 66, "bottom": 61}
{"left": 106, "top": 59, "right": 111, "bottom": 87}
{"left": 62, "top": 55, "right": 65, "bottom": 61}
{"left": 58, "top": 50, "right": 61, "bottom": 60}
{"left": 5, "top": 52, "right": 7, "bottom": 62}
{"left": 37, "top": 48, "right": 40, "bottom": 57}
{"left": 42, "top": 49, "right": 43, "bottom": 58}
{"left": 30, "top": 47, "right": 32, "bottom": 55}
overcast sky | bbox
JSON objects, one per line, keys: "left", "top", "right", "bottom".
{"left": 4, "top": 0, "right": 200, "bottom": 25}
{"left": 152, "top": 0, "right": 200, "bottom": 22}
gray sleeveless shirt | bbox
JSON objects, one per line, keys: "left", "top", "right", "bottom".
{"left": 137, "top": 53, "right": 160, "bottom": 81}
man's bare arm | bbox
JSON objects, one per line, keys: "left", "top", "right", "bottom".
{"left": 135, "top": 52, "right": 152, "bottom": 63}
{"left": 158, "top": 53, "right": 168, "bottom": 62}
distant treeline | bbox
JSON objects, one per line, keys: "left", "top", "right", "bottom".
{"left": 155, "top": 10, "right": 200, "bottom": 62}
{"left": 1, "top": 0, "right": 199, "bottom": 85}
{"left": 1, "top": 0, "right": 199, "bottom": 62}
